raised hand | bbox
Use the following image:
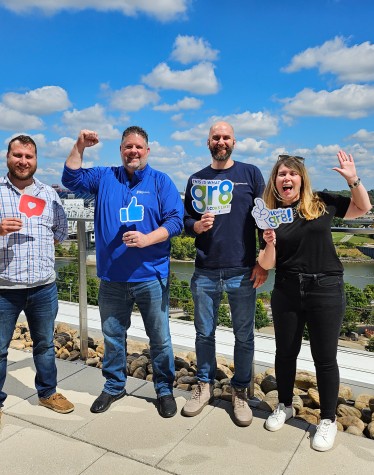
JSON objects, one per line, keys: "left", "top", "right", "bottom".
{"left": 333, "top": 150, "right": 358, "bottom": 183}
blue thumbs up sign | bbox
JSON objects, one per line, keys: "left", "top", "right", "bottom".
{"left": 120, "top": 196, "right": 144, "bottom": 223}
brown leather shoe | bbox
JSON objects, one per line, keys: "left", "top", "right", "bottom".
{"left": 39, "top": 393, "right": 74, "bottom": 414}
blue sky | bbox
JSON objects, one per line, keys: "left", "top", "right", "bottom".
{"left": 1, "top": 0, "right": 374, "bottom": 192}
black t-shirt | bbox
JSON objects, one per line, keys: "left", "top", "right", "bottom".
{"left": 184, "top": 161, "right": 265, "bottom": 269}
{"left": 260, "top": 192, "right": 350, "bottom": 275}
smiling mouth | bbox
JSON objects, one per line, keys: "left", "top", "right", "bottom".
{"left": 282, "top": 184, "right": 292, "bottom": 192}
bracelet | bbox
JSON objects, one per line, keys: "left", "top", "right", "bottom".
{"left": 348, "top": 177, "right": 361, "bottom": 189}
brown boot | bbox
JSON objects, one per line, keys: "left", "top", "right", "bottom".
{"left": 232, "top": 387, "right": 252, "bottom": 427}
{"left": 182, "top": 381, "right": 214, "bottom": 417}
{"left": 39, "top": 393, "right": 74, "bottom": 414}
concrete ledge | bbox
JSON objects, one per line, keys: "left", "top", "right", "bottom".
{"left": 55, "top": 301, "right": 374, "bottom": 397}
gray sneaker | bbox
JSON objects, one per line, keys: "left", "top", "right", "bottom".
{"left": 232, "top": 387, "right": 253, "bottom": 427}
{"left": 182, "top": 381, "right": 213, "bottom": 417}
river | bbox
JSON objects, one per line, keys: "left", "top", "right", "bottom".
{"left": 55, "top": 258, "right": 374, "bottom": 291}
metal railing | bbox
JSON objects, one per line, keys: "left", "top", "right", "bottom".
{"left": 63, "top": 218, "right": 373, "bottom": 362}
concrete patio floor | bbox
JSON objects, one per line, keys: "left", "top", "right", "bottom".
{"left": 1, "top": 347, "right": 374, "bottom": 475}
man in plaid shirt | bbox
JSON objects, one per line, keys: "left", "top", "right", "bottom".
{"left": 0, "top": 135, "right": 74, "bottom": 419}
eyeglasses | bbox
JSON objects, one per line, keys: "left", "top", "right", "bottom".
{"left": 277, "top": 154, "right": 305, "bottom": 163}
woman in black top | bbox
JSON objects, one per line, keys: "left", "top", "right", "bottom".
{"left": 258, "top": 151, "right": 371, "bottom": 452}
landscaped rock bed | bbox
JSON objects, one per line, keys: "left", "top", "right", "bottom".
{"left": 11, "top": 321, "right": 374, "bottom": 440}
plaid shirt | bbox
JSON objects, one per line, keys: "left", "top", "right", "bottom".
{"left": 0, "top": 176, "right": 68, "bottom": 287}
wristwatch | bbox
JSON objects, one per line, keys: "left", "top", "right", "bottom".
{"left": 348, "top": 177, "right": 361, "bottom": 189}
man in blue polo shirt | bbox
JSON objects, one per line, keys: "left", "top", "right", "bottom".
{"left": 62, "top": 126, "right": 183, "bottom": 418}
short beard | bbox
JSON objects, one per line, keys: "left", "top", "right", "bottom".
{"left": 8, "top": 166, "right": 36, "bottom": 182}
{"left": 209, "top": 145, "right": 233, "bottom": 162}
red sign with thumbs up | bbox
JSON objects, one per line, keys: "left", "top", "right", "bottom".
{"left": 19, "top": 194, "right": 46, "bottom": 218}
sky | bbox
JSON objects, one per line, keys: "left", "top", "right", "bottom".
{"left": 1, "top": 0, "right": 374, "bottom": 192}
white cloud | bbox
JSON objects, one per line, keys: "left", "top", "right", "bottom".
{"left": 0, "top": 104, "right": 43, "bottom": 131}
{"left": 62, "top": 104, "right": 121, "bottom": 140}
{"left": 283, "top": 36, "right": 374, "bottom": 82}
{"left": 154, "top": 96, "right": 202, "bottom": 112}
{"left": 171, "top": 35, "right": 219, "bottom": 64}
{"left": 172, "top": 111, "right": 279, "bottom": 142}
{"left": 142, "top": 62, "right": 219, "bottom": 94}
{"left": 0, "top": 0, "right": 190, "bottom": 22}
{"left": 282, "top": 84, "right": 374, "bottom": 118}
{"left": 348, "top": 129, "right": 374, "bottom": 148}
{"left": 2, "top": 86, "right": 71, "bottom": 115}
{"left": 109, "top": 85, "right": 160, "bottom": 111}
{"left": 235, "top": 138, "right": 269, "bottom": 155}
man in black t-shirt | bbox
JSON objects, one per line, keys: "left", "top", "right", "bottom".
{"left": 182, "top": 121, "right": 268, "bottom": 426}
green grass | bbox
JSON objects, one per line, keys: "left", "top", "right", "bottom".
{"left": 332, "top": 233, "right": 374, "bottom": 245}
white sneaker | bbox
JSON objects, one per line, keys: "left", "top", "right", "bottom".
{"left": 312, "top": 419, "right": 337, "bottom": 452}
{"left": 265, "top": 403, "right": 295, "bottom": 432}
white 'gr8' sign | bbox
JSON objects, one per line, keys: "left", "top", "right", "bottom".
{"left": 251, "top": 198, "right": 294, "bottom": 229}
{"left": 191, "top": 179, "right": 233, "bottom": 215}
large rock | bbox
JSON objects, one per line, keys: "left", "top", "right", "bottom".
{"left": 336, "top": 404, "right": 361, "bottom": 419}
{"left": 127, "top": 340, "right": 148, "bottom": 355}
{"left": 261, "top": 375, "right": 277, "bottom": 394}
{"left": 337, "top": 415, "right": 365, "bottom": 432}
{"left": 177, "top": 375, "right": 198, "bottom": 385}
{"left": 254, "top": 388, "right": 265, "bottom": 400}
{"left": 354, "top": 394, "right": 372, "bottom": 410}
{"left": 265, "top": 368, "right": 276, "bottom": 377}
{"left": 295, "top": 407, "right": 320, "bottom": 425}
{"left": 133, "top": 367, "right": 147, "bottom": 379}
{"left": 12, "top": 327, "right": 22, "bottom": 340}
{"left": 185, "top": 351, "right": 197, "bottom": 364}
{"left": 294, "top": 371, "right": 317, "bottom": 390}
{"left": 254, "top": 373, "right": 265, "bottom": 386}
{"left": 338, "top": 384, "right": 353, "bottom": 401}
{"left": 364, "top": 421, "right": 374, "bottom": 439}
{"left": 307, "top": 388, "right": 320, "bottom": 407}
{"left": 129, "top": 355, "right": 148, "bottom": 375}
{"left": 216, "top": 364, "right": 233, "bottom": 380}
{"left": 345, "top": 426, "right": 364, "bottom": 436}
{"left": 55, "top": 322, "right": 71, "bottom": 334}
{"left": 10, "top": 340, "right": 25, "bottom": 350}
{"left": 220, "top": 384, "right": 232, "bottom": 401}
{"left": 174, "top": 356, "right": 190, "bottom": 370}
{"left": 216, "top": 355, "right": 228, "bottom": 366}
{"left": 257, "top": 390, "right": 278, "bottom": 412}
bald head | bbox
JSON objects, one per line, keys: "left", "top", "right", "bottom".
{"left": 207, "top": 121, "right": 236, "bottom": 164}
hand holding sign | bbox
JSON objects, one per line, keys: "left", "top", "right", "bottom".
{"left": 120, "top": 196, "right": 144, "bottom": 223}
{"left": 19, "top": 195, "right": 46, "bottom": 218}
{"left": 251, "top": 198, "right": 293, "bottom": 229}
{"left": 0, "top": 217, "right": 23, "bottom": 236}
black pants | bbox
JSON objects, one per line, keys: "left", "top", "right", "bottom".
{"left": 271, "top": 272, "right": 345, "bottom": 420}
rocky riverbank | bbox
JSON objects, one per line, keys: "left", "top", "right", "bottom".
{"left": 10, "top": 321, "right": 374, "bottom": 440}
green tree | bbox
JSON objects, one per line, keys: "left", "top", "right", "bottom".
{"left": 217, "top": 304, "right": 231, "bottom": 327}
{"left": 342, "top": 283, "right": 368, "bottom": 334}
{"left": 366, "top": 337, "right": 374, "bottom": 352}
{"left": 56, "top": 262, "right": 99, "bottom": 305}
{"left": 68, "top": 242, "right": 78, "bottom": 258}
{"left": 255, "top": 298, "right": 270, "bottom": 330}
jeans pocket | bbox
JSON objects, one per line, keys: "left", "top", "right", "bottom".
{"left": 316, "top": 275, "right": 341, "bottom": 288}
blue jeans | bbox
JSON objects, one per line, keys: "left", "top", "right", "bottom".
{"left": 0, "top": 283, "right": 58, "bottom": 406}
{"left": 191, "top": 267, "right": 256, "bottom": 388}
{"left": 98, "top": 278, "right": 175, "bottom": 397}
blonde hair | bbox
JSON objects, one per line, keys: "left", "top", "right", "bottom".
{"left": 262, "top": 156, "right": 326, "bottom": 220}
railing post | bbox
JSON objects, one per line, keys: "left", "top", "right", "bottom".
{"left": 77, "top": 220, "right": 88, "bottom": 360}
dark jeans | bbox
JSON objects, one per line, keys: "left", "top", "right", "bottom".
{"left": 271, "top": 272, "right": 345, "bottom": 420}
{"left": 0, "top": 283, "right": 58, "bottom": 406}
{"left": 98, "top": 278, "right": 175, "bottom": 397}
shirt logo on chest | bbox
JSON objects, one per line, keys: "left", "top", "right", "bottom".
{"left": 120, "top": 196, "right": 144, "bottom": 222}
